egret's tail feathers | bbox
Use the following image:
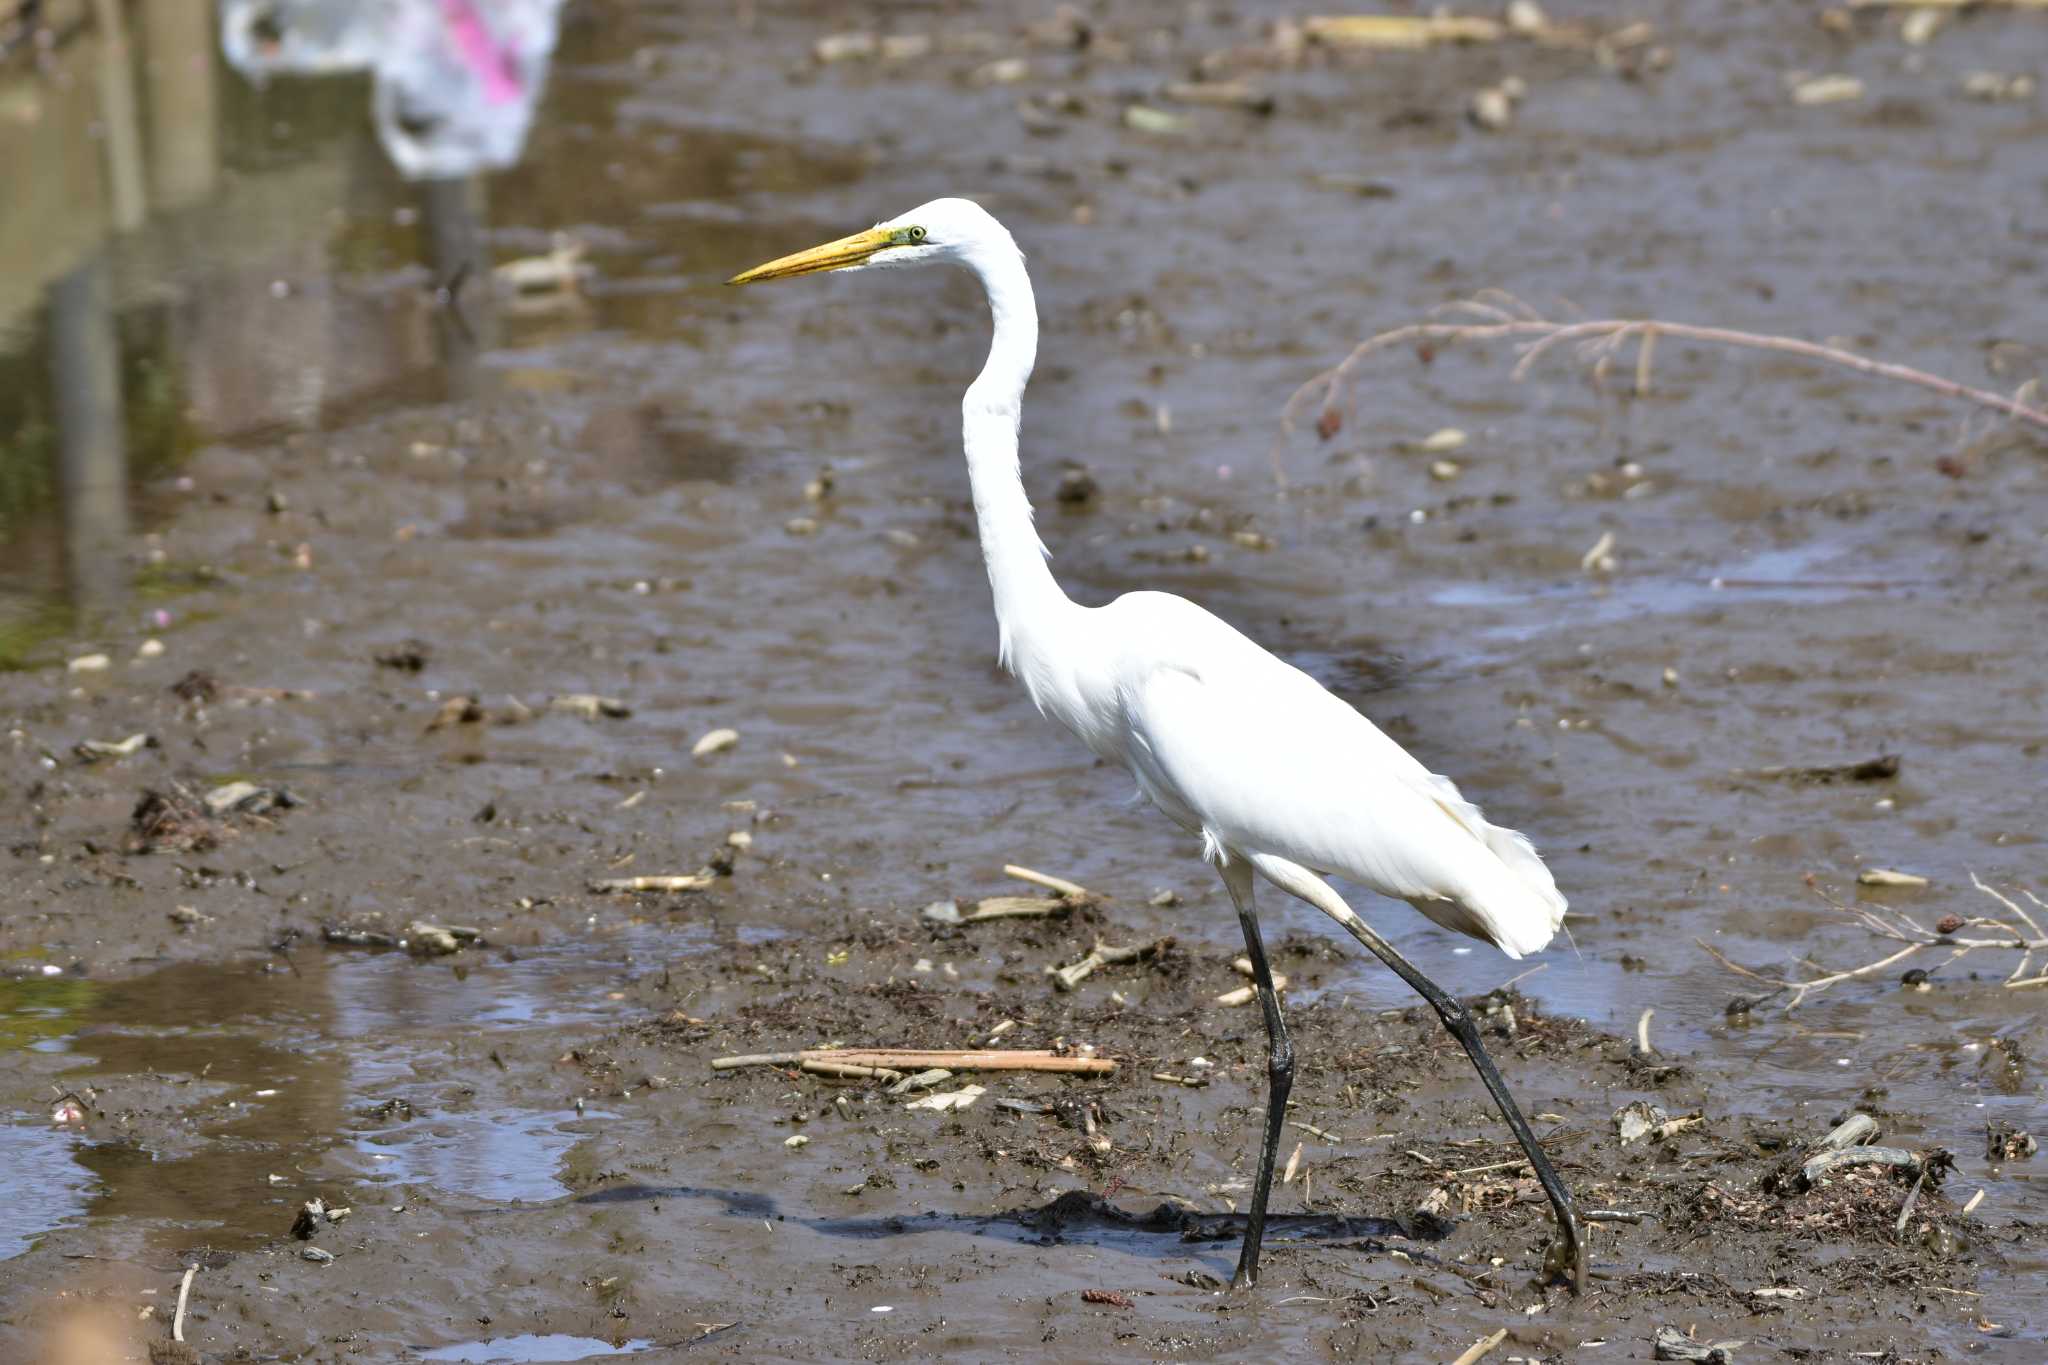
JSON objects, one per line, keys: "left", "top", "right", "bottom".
{"left": 1408, "top": 793, "right": 1568, "bottom": 960}
{"left": 1475, "top": 821, "right": 1568, "bottom": 958}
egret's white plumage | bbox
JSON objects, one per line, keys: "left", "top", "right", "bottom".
{"left": 730, "top": 196, "right": 1585, "bottom": 1291}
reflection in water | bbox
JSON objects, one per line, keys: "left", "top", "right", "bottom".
{"left": 46, "top": 252, "right": 132, "bottom": 626}
{"left": 0, "top": 1125, "right": 98, "bottom": 1261}
{"left": 0, "top": 932, "right": 682, "bottom": 1260}
{"left": 0, "top": 0, "right": 564, "bottom": 656}
{"left": 222, "top": 0, "right": 566, "bottom": 182}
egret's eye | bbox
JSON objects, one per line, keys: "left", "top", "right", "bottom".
{"left": 894, "top": 225, "right": 928, "bottom": 245}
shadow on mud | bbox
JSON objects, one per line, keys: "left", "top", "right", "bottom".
{"left": 573, "top": 1185, "right": 1431, "bottom": 1258}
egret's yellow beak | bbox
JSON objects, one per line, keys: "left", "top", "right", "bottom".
{"left": 727, "top": 226, "right": 895, "bottom": 285}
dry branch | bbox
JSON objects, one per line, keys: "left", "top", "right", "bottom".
{"left": 1703, "top": 873, "right": 2048, "bottom": 1008}
{"left": 712, "top": 1048, "right": 1115, "bottom": 1075}
{"left": 1281, "top": 299, "right": 2048, "bottom": 484}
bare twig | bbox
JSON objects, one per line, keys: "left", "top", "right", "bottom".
{"left": 1450, "top": 1328, "right": 1509, "bottom": 1365}
{"left": 712, "top": 1048, "right": 1115, "bottom": 1075}
{"left": 1004, "top": 864, "right": 1094, "bottom": 900}
{"left": 590, "top": 873, "right": 714, "bottom": 893}
{"left": 1704, "top": 873, "right": 2048, "bottom": 1008}
{"left": 173, "top": 1263, "right": 197, "bottom": 1343}
{"left": 1281, "top": 302, "right": 2048, "bottom": 485}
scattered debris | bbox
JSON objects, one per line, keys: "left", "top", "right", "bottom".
{"left": 74, "top": 733, "right": 155, "bottom": 763}
{"left": 905, "top": 1084, "right": 986, "bottom": 1113}
{"left": 1049, "top": 937, "right": 1172, "bottom": 992}
{"left": 590, "top": 873, "right": 714, "bottom": 893}
{"left": 171, "top": 670, "right": 220, "bottom": 703}
{"left": 172, "top": 1263, "right": 198, "bottom": 1345}
{"left": 1705, "top": 872, "right": 2048, "bottom": 1006}
{"left": 204, "top": 782, "right": 299, "bottom": 817}
{"left": 124, "top": 786, "right": 237, "bottom": 854}
{"left": 1121, "top": 104, "right": 1188, "bottom": 135}
{"left": 1961, "top": 70, "right": 2034, "bottom": 102}
{"left": 551, "top": 694, "right": 631, "bottom": 720}
{"left": 692, "top": 727, "right": 740, "bottom": 756}
{"left": 1858, "top": 868, "right": 1928, "bottom": 888}
{"left": 426, "top": 696, "right": 484, "bottom": 731}
{"left": 1054, "top": 467, "right": 1099, "bottom": 506}
{"left": 1790, "top": 73, "right": 1863, "bottom": 106}
{"left": 1987, "top": 1121, "right": 2036, "bottom": 1161}
{"left": 319, "top": 922, "right": 481, "bottom": 954}
{"left": 1653, "top": 1326, "right": 1742, "bottom": 1364}
{"left": 1449, "top": 1329, "right": 1508, "bottom": 1365}
{"left": 1303, "top": 14, "right": 1503, "bottom": 48}
{"left": 1468, "top": 80, "right": 1520, "bottom": 130}
{"left": 494, "top": 235, "right": 591, "bottom": 297}
{"left": 1614, "top": 1100, "right": 1703, "bottom": 1146}
{"left": 712, "top": 1048, "right": 1114, "bottom": 1076}
{"left": 1163, "top": 79, "right": 1273, "bottom": 115}
{"left": 1743, "top": 754, "right": 1900, "bottom": 783}
{"left": 290, "top": 1199, "right": 328, "bottom": 1240}
{"left": 925, "top": 894, "right": 1073, "bottom": 924}
{"left": 374, "top": 640, "right": 431, "bottom": 672}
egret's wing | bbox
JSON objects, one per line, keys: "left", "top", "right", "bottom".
{"left": 1124, "top": 657, "right": 1564, "bottom": 957}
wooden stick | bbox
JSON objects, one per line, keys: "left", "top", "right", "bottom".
{"left": 712, "top": 1048, "right": 1115, "bottom": 1075}
{"left": 1450, "top": 1328, "right": 1508, "bottom": 1365}
{"left": 1004, "top": 864, "right": 1092, "bottom": 899}
{"left": 962, "top": 895, "right": 1073, "bottom": 922}
{"left": 590, "top": 874, "right": 713, "bottom": 893}
{"left": 173, "top": 1263, "right": 197, "bottom": 1343}
{"left": 801, "top": 1059, "right": 904, "bottom": 1082}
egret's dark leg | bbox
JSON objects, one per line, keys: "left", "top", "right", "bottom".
{"left": 1220, "top": 857, "right": 1291, "bottom": 1290}
{"left": 1249, "top": 854, "right": 1587, "bottom": 1291}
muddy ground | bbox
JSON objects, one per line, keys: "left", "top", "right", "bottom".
{"left": 1, "top": 0, "right": 2045, "bottom": 1360}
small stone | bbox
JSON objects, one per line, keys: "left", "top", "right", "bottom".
{"left": 67, "top": 654, "right": 110, "bottom": 673}
{"left": 551, "top": 694, "right": 631, "bottom": 720}
{"left": 137, "top": 639, "right": 165, "bottom": 659}
{"left": 692, "top": 727, "right": 740, "bottom": 757}
{"left": 1421, "top": 428, "right": 1467, "bottom": 452}
{"left": 1469, "top": 85, "right": 1514, "bottom": 130}
{"left": 301, "top": 1246, "right": 335, "bottom": 1264}
{"left": 1791, "top": 73, "right": 1863, "bottom": 106}
{"left": 785, "top": 1134, "right": 810, "bottom": 1149}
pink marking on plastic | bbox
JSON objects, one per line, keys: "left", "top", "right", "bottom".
{"left": 440, "top": 0, "right": 523, "bottom": 104}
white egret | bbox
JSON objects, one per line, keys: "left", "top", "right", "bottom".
{"left": 730, "top": 199, "right": 1585, "bottom": 1291}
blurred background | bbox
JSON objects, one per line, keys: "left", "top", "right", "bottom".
{"left": 0, "top": 1, "right": 2043, "bottom": 1357}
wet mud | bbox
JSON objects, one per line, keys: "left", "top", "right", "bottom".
{"left": 1, "top": 0, "right": 2044, "bottom": 1359}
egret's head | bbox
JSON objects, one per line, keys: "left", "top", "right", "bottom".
{"left": 726, "top": 198, "right": 1006, "bottom": 285}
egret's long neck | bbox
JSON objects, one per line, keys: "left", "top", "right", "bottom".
{"left": 960, "top": 239, "right": 1068, "bottom": 669}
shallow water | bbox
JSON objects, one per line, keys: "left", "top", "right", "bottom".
{"left": 0, "top": 0, "right": 2043, "bottom": 1356}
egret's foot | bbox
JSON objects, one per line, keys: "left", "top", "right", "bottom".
{"left": 1542, "top": 1217, "right": 1589, "bottom": 1293}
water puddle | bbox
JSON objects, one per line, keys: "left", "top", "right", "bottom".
{"left": 0, "top": 928, "right": 686, "bottom": 1259}
{"left": 416, "top": 1335, "right": 656, "bottom": 1363}
{"left": 1430, "top": 541, "right": 1893, "bottom": 644}
{"left": 0, "top": 1124, "right": 97, "bottom": 1260}
{"left": 353, "top": 1103, "right": 615, "bottom": 1203}
{"left": 0, "top": 0, "right": 870, "bottom": 665}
